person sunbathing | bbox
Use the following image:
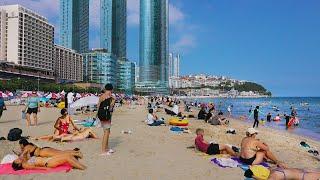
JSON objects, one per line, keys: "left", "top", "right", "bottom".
{"left": 54, "top": 108, "right": 80, "bottom": 136}
{"left": 195, "top": 128, "right": 237, "bottom": 156}
{"left": 244, "top": 165, "right": 320, "bottom": 180}
{"left": 240, "top": 128, "right": 286, "bottom": 168}
{"left": 60, "top": 128, "right": 98, "bottom": 142}
{"left": 12, "top": 153, "right": 86, "bottom": 171}
{"left": 34, "top": 128, "right": 98, "bottom": 142}
{"left": 17, "top": 139, "right": 81, "bottom": 158}
{"left": 267, "top": 167, "right": 320, "bottom": 180}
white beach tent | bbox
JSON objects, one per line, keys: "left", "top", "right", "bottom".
{"left": 70, "top": 96, "right": 99, "bottom": 109}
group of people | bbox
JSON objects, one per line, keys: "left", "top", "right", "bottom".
{"left": 194, "top": 127, "right": 320, "bottom": 180}
{"left": 197, "top": 103, "right": 229, "bottom": 126}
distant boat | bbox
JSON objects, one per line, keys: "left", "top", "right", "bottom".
{"left": 300, "top": 102, "right": 309, "bottom": 106}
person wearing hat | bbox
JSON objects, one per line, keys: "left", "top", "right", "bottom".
{"left": 240, "top": 128, "right": 286, "bottom": 168}
{"left": 23, "top": 91, "right": 40, "bottom": 127}
{"left": 0, "top": 93, "right": 6, "bottom": 120}
{"left": 97, "top": 84, "right": 116, "bottom": 156}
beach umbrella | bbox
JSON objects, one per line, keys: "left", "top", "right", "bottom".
{"left": 6, "top": 91, "right": 13, "bottom": 97}
{"left": 21, "top": 92, "right": 30, "bottom": 98}
{"left": 60, "top": 90, "right": 66, "bottom": 95}
{"left": 70, "top": 96, "right": 99, "bottom": 109}
{"left": 76, "top": 93, "right": 82, "bottom": 98}
{"left": 46, "top": 93, "right": 59, "bottom": 99}
{"left": 0, "top": 92, "right": 8, "bottom": 98}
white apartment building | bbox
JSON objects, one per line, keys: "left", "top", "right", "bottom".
{"left": 0, "top": 5, "right": 54, "bottom": 75}
{"left": 54, "top": 45, "right": 83, "bottom": 82}
{"left": 173, "top": 54, "right": 180, "bottom": 77}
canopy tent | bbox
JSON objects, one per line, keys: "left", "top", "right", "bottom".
{"left": 70, "top": 96, "right": 99, "bottom": 109}
{"left": 0, "top": 92, "right": 8, "bottom": 98}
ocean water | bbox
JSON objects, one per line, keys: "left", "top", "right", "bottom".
{"left": 188, "top": 97, "right": 320, "bottom": 140}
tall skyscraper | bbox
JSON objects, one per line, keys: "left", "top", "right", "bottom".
{"left": 0, "top": 5, "right": 54, "bottom": 77}
{"left": 138, "top": 0, "right": 169, "bottom": 94}
{"left": 173, "top": 54, "right": 180, "bottom": 77}
{"left": 168, "top": 53, "right": 173, "bottom": 77}
{"left": 59, "top": 0, "right": 89, "bottom": 53}
{"left": 100, "top": 0, "right": 126, "bottom": 59}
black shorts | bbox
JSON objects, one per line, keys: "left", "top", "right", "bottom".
{"left": 27, "top": 107, "right": 38, "bottom": 114}
{"left": 206, "top": 143, "right": 220, "bottom": 155}
{"left": 240, "top": 155, "right": 256, "bottom": 165}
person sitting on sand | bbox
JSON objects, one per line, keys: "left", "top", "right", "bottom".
{"left": 12, "top": 152, "right": 86, "bottom": 171}
{"left": 208, "top": 112, "right": 229, "bottom": 126}
{"left": 195, "top": 128, "right": 237, "bottom": 156}
{"left": 17, "top": 139, "right": 82, "bottom": 158}
{"left": 197, "top": 106, "right": 207, "bottom": 120}
{"left": 240, "top": 128, "right": 286, "bottom": 168}
{"left": 54, "top": 108, "right": 80, "bottom": 136}
{"left": 146, "top": 109, "right": 165, "bottom": 126}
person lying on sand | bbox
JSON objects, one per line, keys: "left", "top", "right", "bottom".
{"left": 240, "top": 128, "right": 286, "bottom": 168}
{"left": 208, "top": 112, "right": 229, "bottom": 126}
{"left": 244, "top": 165, "right": 320, "bottom": 180}
{"left": 12, "top": 153, "right": 86, "bottom": 171}
{"left": 17, "top": 139, "right": 81, "bottom": 158}
{"left": 195, "top": 128, "right": 237, "bottom": 156}
{"left": 34, "top": 128, "right": 98, "bottom": 142}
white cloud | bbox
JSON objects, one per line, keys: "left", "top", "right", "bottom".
{"left": 127, "top": 0, "right": 185, "bottom": 26}
{"left": 172, "top": 34, "right": 196, "bottom": 52}
{"left": 90, "top": 0, "right": 100, "bottom": 28}
{"left": 169, "top": 4, "right": 184, "bottom": 24}
{"left": 0, "top": 0, "right": 59, "bottom": 18}
{"left": 127, "top": 0, "right": 139, "bottom": 26}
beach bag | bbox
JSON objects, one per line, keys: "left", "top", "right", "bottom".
{"left": 244, "top": 165, "right": 270, "bottom": 180}
{"left": 7, "top": 128, "right": 23, "bottom": 141}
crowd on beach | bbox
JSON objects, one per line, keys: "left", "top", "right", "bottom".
{"left": 0, "top": 87, "right": 320, "bottom": 179}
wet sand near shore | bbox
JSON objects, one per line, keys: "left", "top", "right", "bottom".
{"left": 0, "top": 105, "right": 319, "bottom": 180}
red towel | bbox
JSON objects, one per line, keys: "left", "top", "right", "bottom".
{"left": 0, "top": 163, "right": 72, "bottom": 175}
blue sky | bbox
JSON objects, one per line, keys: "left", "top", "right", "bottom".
{"left": 1, "top": 0, "right": 320, "bottom": 97}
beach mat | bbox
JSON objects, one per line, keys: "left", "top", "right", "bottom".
{"left": 210, "top": 157, "right": 269, "bottom": 168}
{"left": 0, "top": 163, "right": 72, "bottom": 175}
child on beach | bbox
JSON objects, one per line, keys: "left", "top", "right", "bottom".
{"left": 195, "top": 128, "right": 237, "bottom": 156}
{"left": 97, "top": 84, "right": 116, "bottom": 156}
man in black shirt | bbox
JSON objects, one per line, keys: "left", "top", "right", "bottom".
{"left": 253, "top": 106, "right": 259, "bottom": 128}
{"left": 285, "top": 114, "right": 290, "bottom": 129}
{"left": 266, "top": 113, "right": 272, "bottom": 122}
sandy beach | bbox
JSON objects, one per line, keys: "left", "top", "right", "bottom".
{"left": 0, "top": 104, "right": 319, "bottom": 180}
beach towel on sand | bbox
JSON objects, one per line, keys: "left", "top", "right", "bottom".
{"left": 210, "top": 157, "right": 269, "bottom": 168}
{"left": 0, "top": 163, "right": 72, "bottom": 175}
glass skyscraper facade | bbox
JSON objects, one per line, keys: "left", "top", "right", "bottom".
{"left": 100, "top": 0, "right": 126, "bottom": 59}
{"left": 59, "top": 0, "right": 89, "bottom": 53}
{"left": 117, "top": 60, "right": 135, "bottom": 94}
{"left": 82, "top": 49, "right": 117, "bottom": 86}
{"left": 138, "top": 0, "right": 169, "bottom": 94}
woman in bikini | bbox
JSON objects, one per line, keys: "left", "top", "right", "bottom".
{"left": 240, "top": 128, "right": 286, "bottom": 168}
{"left": 12, "top": 152, "right": 86, "bottom": 171}
{"left": 18, "top": 139, "right": 81, "bottom": 158}
{"left": 35, "top": 108, "right": 97, "bottom": 142}
{"left": 268, "top": 167, "right": 320, "bottom": 180}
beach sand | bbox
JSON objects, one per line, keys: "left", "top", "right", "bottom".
{"left": 0, "top": 105, "right": 319, "bottom": 180}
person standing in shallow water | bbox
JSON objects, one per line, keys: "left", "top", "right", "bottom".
{"left": 253, "top": 106, "right": 260, "bottom": 128}
{"left": 97, "top": 84, "right": 116, "bottom": 156}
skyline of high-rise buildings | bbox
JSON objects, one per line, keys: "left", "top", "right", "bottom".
{"left": 59, "top": 0, "right": 89, "bottom": 53}
{"left": 100, "top": 0, "right": 127, "bottom": 59}
{"left": 137, "top": 0, "right": 169, "bottom": 94}
{"left": 0, "top": 1, "right": 173, "bottom": 94}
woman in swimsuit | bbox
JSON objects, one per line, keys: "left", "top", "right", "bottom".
{"left": 240, "top": 128, "right": 286, "bottom": 168}
{"left": 18, "top": 139, "right": 82, "bottom": 158}
{"left": 12, "top": 153, "right": 86, "bottom": 171}
{"left": 268, "top": 167, "right": 320, "bottom": 180}
{"left": 60, "top": 128, "right": 98, "bottom": 142}
{"left": 54, "top": 108, "right": 80, "bottom": 136}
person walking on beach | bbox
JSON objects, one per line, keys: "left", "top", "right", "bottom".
{"left": 253, "top": 106, "right": 260, "bottom": 128}
{"left": 24, "top": 91, "right": 40, "bottom": 127}
{"left": 97, "top": 84, "right": 116, "bottom": 156}
{"left": 0, "top": 93, "right": 6, "bottom": 120}
{"left": 227, "top": 105, "right": 232, "bottom": 117}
